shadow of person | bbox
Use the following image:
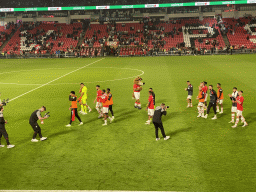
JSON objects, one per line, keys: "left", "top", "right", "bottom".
{"left": 161, "top": 111, "right": 180, "bottom": 122}
{"left": 166, "top": 127, "right": 192, "bottom": 137}
{"left": 47, "top": 129, "right": 77, "bottom": 139}
{"left": 115, "top": 109, "right": 139, "bottom": 123}
{"left": 244, "top": 113, "right": 256, "bottom": 124}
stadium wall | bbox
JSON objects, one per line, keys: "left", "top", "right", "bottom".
{"left": 0, "top": 10, "right": 256, "bottom": 24}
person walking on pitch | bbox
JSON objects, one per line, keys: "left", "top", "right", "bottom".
{"left": 79, "top": 83, "right": 92, "bottom": 115}
{"left": 66, "top": 91, "right": 83, "bottom": 127}
{"left": 100, "top": 89, "right": 113, "bottom": 126}
{"left": 231, "top": 90, "right": 248, "bottom": 128}
{"left": 94, "top": 85, "right": 103, "bottom": 118}
{"left": 29, "top": 106, "right": 49, "bottom": 142}
{"left": 152, "top": 103, "right": 170, "bottom": 141}
{"left": 196, "top": 86, "right": 205, "bottom": 117}
{"left": 228, "top": 87, "right": 238, "bottom": 123}
{"left": 0, "top": 107, "right": 15, "bottom": 148}
{"left": 203, "top": 85, "right": 217, "bottom": 120}
{"left": 145, "top": 91, "right": 154, "bottom": 125}
{"left": 216, "top": 83, "right": 224, "bottom": 114}
{"left": 106, "top": 88, "right": 114, "bottom": 121}
{"left": 185, "top": 81, "right": 193, "bottom": 107}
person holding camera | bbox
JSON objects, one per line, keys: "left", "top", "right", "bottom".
{"left": 0, "top": 97, "right": 9, "bottom": 107}
{"left": 0, "top": 106, "right": 15, "bottom": 148}
{"left": 152, "top": 103, "right": 170, "bottom": 141}
{"left": 29, "top": 106, "right": 49, "bottom": 142}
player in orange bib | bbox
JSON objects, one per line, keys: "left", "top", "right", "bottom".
{"left": 66, "top": 91, "right": 83, "bottom": 127}
{"left": 196, "top": 86, "right": 205, "bottom": 117}
{"left": 100, "top": 89, "right": 113, "bottom": 126}
{"left": 106, "top": 88, "right": 114, "bottom": 121}
{"left": 216, "top": 83, "right": 224, "bottom": 114}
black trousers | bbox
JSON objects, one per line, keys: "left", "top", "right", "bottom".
{"left": 153, "top": 122, "right": 166, "bottom": 138}
{"left": 207, "top": 102, "right": 217, "bottom": 115}
{"left": 70, "top": 108, "right": 81, "bottom": 124}
{"left": 0, "top": 125, "right": 10, "bottom": 145}
{"left": 109, "top": 105, "right": 114, "bottom": 116}
{"left": 30, "top": 122, "right": 42, "bottom": 139}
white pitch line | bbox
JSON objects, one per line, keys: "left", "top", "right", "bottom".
{"left": 0, "top": 67, "right": 79, "bottom": 75}
{"left": 8, "top": 58, "right": 105, "bottom": 102}
{"left": 0, "top": 82, "right": 42, "bottom": 86}
{"left": 48, "top": 70, "right": 144, "bottom": 85}
{"left": 0, "top": 191, "right": 180, "bottom": 192}
{"left": 0, "top": 67, "right": 144, "bottom": 86}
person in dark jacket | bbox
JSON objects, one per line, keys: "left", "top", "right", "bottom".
{"left": 0, "top": 107, "right": 15, "bottom": 148}
{"left": 185, "top": 81, "right": 193, "bottom": 108}
{"left": 29, "top": 106, "right": 49, "bottom": 142}
{"left": 152, "top": 103, "right": 170, "bottom": 141}
{"left": 203, "top": 85, "right": 218, "bottom": 120}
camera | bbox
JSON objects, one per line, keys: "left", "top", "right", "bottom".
{"left": 1, "top": 98, "right": 9, "bottom": 106}
{"left": 44, "top": 112, "right": 50, "bottom": 118}
{"left": 166, "top": 106, "right": 169, "bottom": 108}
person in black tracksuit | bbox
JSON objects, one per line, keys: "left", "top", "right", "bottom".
{"left": 203, "top": 85, "right": 218, "bottom": 119}
{"left": 29, "top": 106, "right": 49, "bottom": 142}
{"left": 0, "top": 107, "right": 15, "bottom": 148}
{"left": 152, "top": 103, "right": 170, "bottom": 141}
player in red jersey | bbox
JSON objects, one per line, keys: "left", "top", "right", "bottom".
{"left": 100, "top": 89, "right": 113, "bottom": 126}
{"left": 145, "top": 91, "right": 155, "bottom": 125}
{"left": 133, "top": 83, "right": 142, "bottom": 109}
{"left": 231, "top": 90, "right": 248, "bottom": 128}
{"left": 94, "top": 85, "right": 103, "bottom": 118}
{"left": 201, "top": 81, "right": 208, "bottom": 110}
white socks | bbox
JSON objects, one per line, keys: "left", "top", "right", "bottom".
{"left": 231, "top": 114, "right": 235, "bottom": 122}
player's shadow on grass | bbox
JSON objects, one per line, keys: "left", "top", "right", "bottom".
{"left": 84, "top": 116, "right": 105, "bottom": 124}
{"left": 245, "top": 113, "right": 256, "bottom": 124}
{"left": 166, "top": 127, "right": 192, "bottom": 137}
{"left": 47, "top": 129, "right": 77, "bottom": 138}
{"left": 116, "top": 109, "right": 139, "bottom": 122}
{"left": 162, "top": 111, "right": 179, "bottom": 122}
{"left": 156, "top": 100, "right": 168, "bottom": 105}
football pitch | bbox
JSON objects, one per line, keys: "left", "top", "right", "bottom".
{"left": 0, "top": 55, "right": 256, "bottom": 191}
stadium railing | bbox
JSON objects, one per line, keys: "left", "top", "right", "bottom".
{"left": 0, "top": 52, "right": 103, "bottom": 59}
{"left": 0, "top": 48, "right": 255, "bottom": 59}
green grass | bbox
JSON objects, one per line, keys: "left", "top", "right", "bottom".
{"left": 0, "top": 55, "right": 256, "bottom": 191}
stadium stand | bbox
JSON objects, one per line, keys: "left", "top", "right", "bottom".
{"left": 222, "top": 17, "right": 256, "bottom": 49}
{"left": 1, "top": 15, "right": 256, "bottom": 57}
{"left": 0, "top": 24, "right": 16, "bottom": 49}
{"left": 2, "top": 22, "right": 83, "bottom": 54}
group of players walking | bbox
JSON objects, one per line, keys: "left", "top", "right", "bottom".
{"left": 0, "top": 77, "right": 250, "bottom": 148}
{"left": 65, "top": 83, "right": 115, "bottom": 127}
{"left": 185, "top": 81, "right": 248, "bottom": 128}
